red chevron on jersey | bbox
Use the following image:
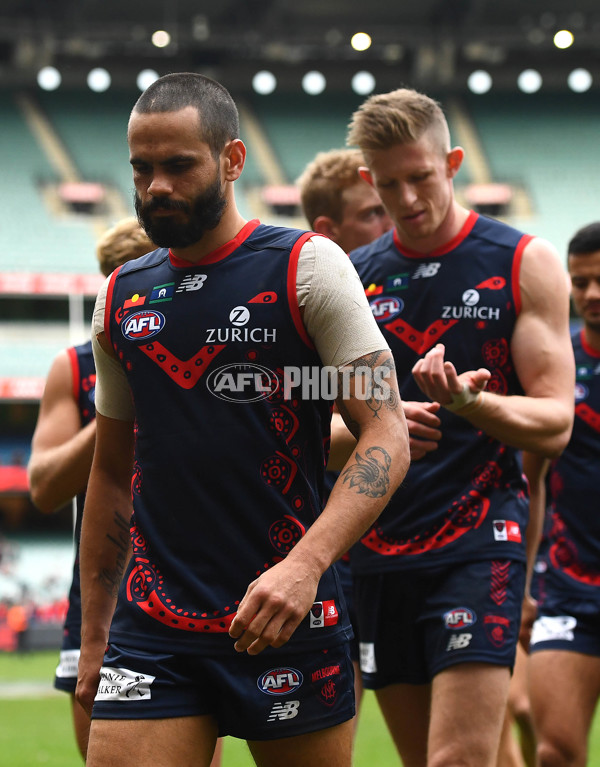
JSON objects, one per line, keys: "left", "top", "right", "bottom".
{"left": 139, "top": 341, "right": 226, "bottom": 389}
{"left": 490, "top": 561, "right": 510, "bottom": 606}
{"left": 384, "top": 317, "right": 458, "bottom": 354}
{"left": 575, "top": 401, "right": 600, "bottom": 433}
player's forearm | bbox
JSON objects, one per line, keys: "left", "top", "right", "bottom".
{"left": 292, "top": 416, "right": 410, "bottom": 578}
{"left": 28, "top": 420, "right": 97, "bottom": 512}
{"left": 458, "top": 392, "right": 573, "bottom": 458}
{"left": 79, "top": 474, "right": 132, "bottom": 645}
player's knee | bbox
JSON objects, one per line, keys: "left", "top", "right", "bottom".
{"left": 508, "top": 692, "right": 532, "bottom": 726}
{"left": 537, "top": 735, "right": 583, "bottom": 767}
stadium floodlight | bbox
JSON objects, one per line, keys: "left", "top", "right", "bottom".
{"left": 517, "top": 69, "right": 542, "bottom": 93}
{"left": 352, "top": 71, "right": 376, "bottom": 95}
{"left": 302, "top": 71, "right": 326, "bottom": 95}
{"left": 252, "top": 71, "right": 277, "bottom": 95}
{"left": 351, "top": 32, "right": 372, "bottom": 52}
{"left": 37, "top": 66, "right": 61, "bottom": 91}
{"left": 553, "top": 30, "right": 574, "bottom": 49}
{"left": 137, "top": 69, "right": 160, "bottom": 91}
{"left": 467, "top": 70, "right": 492, "bottom": 94}
{"left": 568, "top": 68, "right": 592, "bottom": 93}
{"left": 87, "top": 67, "right": 111, "bottom": 92}
{"left": 152, "top": 30, "right": 171, "bottom": 48}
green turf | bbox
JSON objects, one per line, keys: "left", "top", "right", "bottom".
{"left": 1, "top": 650, "right": 600, "bottom": 766}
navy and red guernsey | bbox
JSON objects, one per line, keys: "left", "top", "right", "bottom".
{"left": 544, "top": 329, "right": 600, "bottom": 594}
{"left": 350, "top": 211, "right": 531, "bottom": 573}
{"left": 105, "top": 220, "right": 351, "bottom": 654}
{"left": 63, "top": 340, "right": 96, "bottom": 635}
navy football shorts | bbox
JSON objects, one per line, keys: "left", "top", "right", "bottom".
{"left": 54, "top": 626, "right": 81, "bottom": 693}
{"left": 530, "top": 572, "right": 600, "bottom": 656}
{"left": 336, "top": 557, "right": 359, "bottom": 663}
{"left": 354, "top": 558, "right": 526, "bottom": 687}
{"left": 92, "top": 640, "right": 355, "bottom": 741}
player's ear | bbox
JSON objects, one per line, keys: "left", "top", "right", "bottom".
{"left": 312, "top": 215, "right": 339, "bottom": 241}
{"left": 222, "top": 139, "right": 246, "bottom": 181}
{"left": 358, "top": 166, "right": 374, "bottom": 187}
{"left": 446, "top": 146, "right": 464, "bottom": 178}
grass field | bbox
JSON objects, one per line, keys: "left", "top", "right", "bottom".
{"left": 2, "top": 650, "right": 600, "bottom": 766}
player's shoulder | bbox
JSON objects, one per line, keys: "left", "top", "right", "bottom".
{"left": 117, "top": 247, "right": 170, "bottom": 277}
{"left": 470, "top": 213, "right": 529, "bottom": 251}
{"left": 349, "top": 229, "right": 395, "bottom": 269}
{"left": 245, "top": 222, "right": 313, "bottom": 252}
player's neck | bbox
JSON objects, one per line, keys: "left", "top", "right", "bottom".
{"left": 583, "top": 323, "right": 600, "bottom": 354}
{"left": 170, "top": 206, "right": 247, "bottom": 264}
{"left": 398, "top": 201, "right": 470, "bottom": 255}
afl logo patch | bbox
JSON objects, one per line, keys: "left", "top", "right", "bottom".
{"left": 122, "top": 310, "right": 166, "bottom": 340}
{"left": 257, "top": 667, "right": 303, "bottom": 696}
{"left": 369, "top": 296, "right": 403, "bottom": 322}
{"left": 575, "top": 382, "right": 588, "bottom": 402}
{"left": 444, "top": 607, "right": 477, "bottom": 629}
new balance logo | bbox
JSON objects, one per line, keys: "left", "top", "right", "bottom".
{"left": 176, "top": 274, "right": 207, "bottom": 292}
{"left": 413, "top": 263, "right": 441, "bottom": 279}
{"left": 446, "top": 633, "right": 472, "bottom": 651}
{"left": 267, "top": 700, "right": 300, "bottom": 722}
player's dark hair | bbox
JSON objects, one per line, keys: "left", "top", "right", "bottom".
{"left": 568, "top": 222, "right": 600, "bottom": 256}
{"left": 132, "top": 72, "right": 239, "bottom": 157}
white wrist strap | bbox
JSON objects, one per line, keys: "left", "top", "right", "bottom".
{"left": 444, "top": 383, "right": 485, "bottom": 415}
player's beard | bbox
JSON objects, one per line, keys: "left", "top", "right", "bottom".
{"left": 135, "top": 174, "right": 227, "bottom": 249}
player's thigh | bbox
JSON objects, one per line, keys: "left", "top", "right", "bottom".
{"left": 375, "top": 682, "right": 431, "bottom": 767}
{"left": 86, "top": 715, "right": 219, "bottom": 767}
{"left": 428, "top": 663, "right": 511, "bottom": 767}
{"left": 248, "top": 719, "right": 353, "bottom": 767}
{"left": 529, "top": 650, "right": 600, "bottom": 750}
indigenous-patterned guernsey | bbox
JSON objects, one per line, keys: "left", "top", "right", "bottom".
{"left": 350, "top": 211, "right": 531, "bottom": 572}
{"left": 105, "top": 220, "right": 350, "bottom": 654}
{"left": 63, "top": 341, "right": 96, "bottom": 636}
{"left": 544, "top": 329, "right": 600, "bottom": 594}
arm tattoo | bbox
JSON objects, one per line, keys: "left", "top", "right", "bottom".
{"left": 99, "top": 510, "right": 130, "bottom": 597}
{"left": 341, "top": 446, "right": 392, "bottom": 498}
{"left": 338, "top": 350, "right": 399, "bottom": 419}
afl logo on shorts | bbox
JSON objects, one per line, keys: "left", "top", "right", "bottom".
{"left": 369, "top": 296, "right": 403, "bottom": 322}
{"left": 121, "top": 310, "right": 166, "bottom": 341}
{"left": 444, "top": 607, "right": 477, "bottom": 629}
{"left": 257, "top": 667, "right": 303, "bottom": 696}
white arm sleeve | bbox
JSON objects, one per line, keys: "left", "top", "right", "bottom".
{"left": 296, "top": 236, "right": 389, "bottom": 368}
{"left": 92, "top": 277, "right": 135, "bottom": 421}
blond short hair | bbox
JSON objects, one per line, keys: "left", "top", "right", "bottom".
{"left": 296, "top": 148, "right": 367, "bottom": 227}
{"left": 347, "top": 88, "right": 450, "bottom": 155}
{"left": 96, "top": 217, "right": 155, "bottom": 277}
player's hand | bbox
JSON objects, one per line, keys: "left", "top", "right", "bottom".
{"left": 519, "top": 593, "right": 538, "bottom": 652}
{"left": 412, "top": 343, "right": 490, "bottom": 406}
{"left": 229, "top": 557, "right": 320, "bottom": 655}
{"left": 75, "top": 640, "right": 105, "bottom": 717}
{"left": 403, "top": 400, "right": 442, "bottom": 460}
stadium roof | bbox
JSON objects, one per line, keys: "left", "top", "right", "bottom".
{"left": 1, "top": 1, "right": 600, "bottom": 91}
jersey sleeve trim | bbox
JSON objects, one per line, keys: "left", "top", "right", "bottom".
{"left": 66, "top": 346, "right": 80, "bottom": 402}
{"left": 287, "top": 232, "right": 319, "bottom": 350}
{"left": 512, "top": 234, "right": 533, "bottom": 316}
{"left": 104, "top": 265, "right": 123, "bottom": 347}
